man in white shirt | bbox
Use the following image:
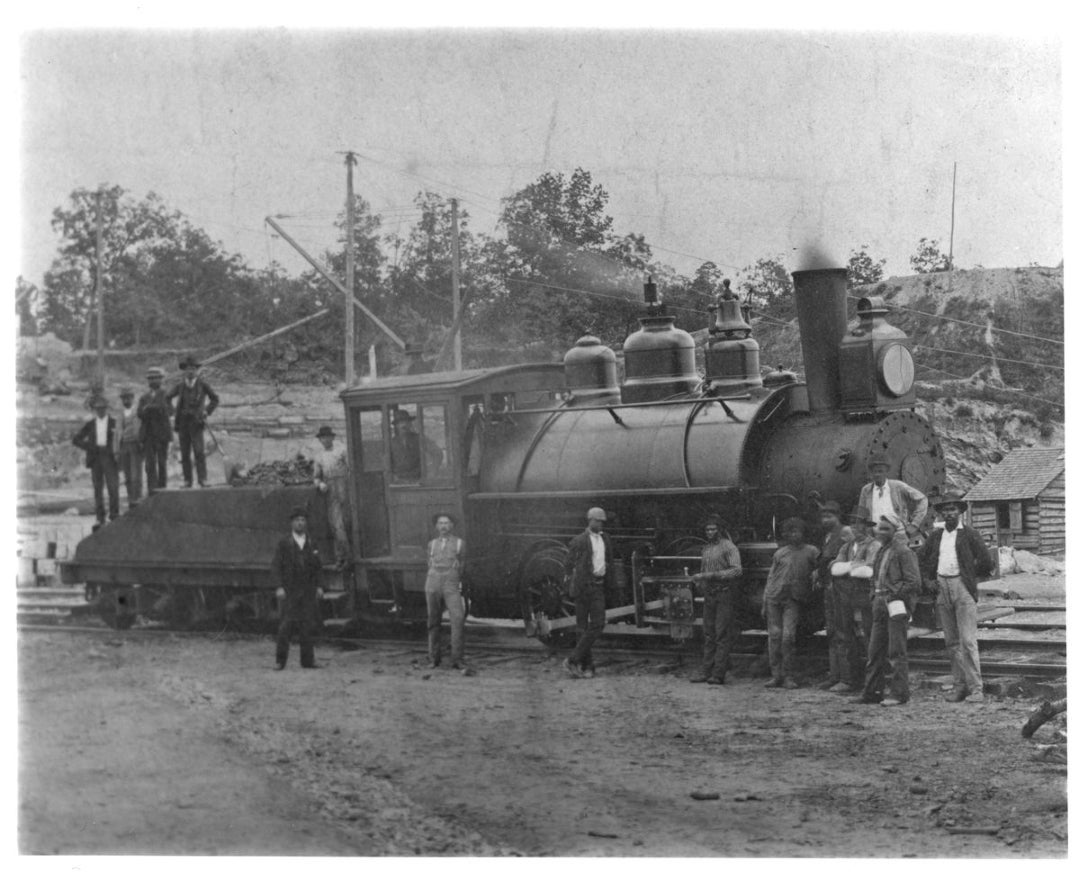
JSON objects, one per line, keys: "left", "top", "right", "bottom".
{"left": 313, "top": 425, "right": 352, "bottom": 569}
{"left": 919, "top": 491, "right": 995, "bottom": 703}
{"left": 856, "top": 453, "right": 929, "bottom": 544}
{"left": 563, "top": 507, "right": 613, "bottom": 679}
{"left": 72, "top": 394, "right": 120, "bottom": 528}
{"left": 116, "top": 387, "right": 143, "bottom": 510}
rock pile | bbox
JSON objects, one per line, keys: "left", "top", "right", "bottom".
{"left": 229, "top": 455, "right": 315, "bottom": 487}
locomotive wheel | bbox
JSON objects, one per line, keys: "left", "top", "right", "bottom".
{"left": 520, "top": 545, "right": 575, "bottom": 648}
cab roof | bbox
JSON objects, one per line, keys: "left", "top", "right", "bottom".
{"left": 339, "top": 363, "right": 564, "bottom": 402}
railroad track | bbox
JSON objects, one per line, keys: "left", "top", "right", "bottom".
{"left": 18, "top": 598, "right": 1066, "bottom": 683}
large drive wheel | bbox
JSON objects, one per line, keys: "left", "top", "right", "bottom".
{"left": 520, "top": 544, "right": 575, "bottom": 648}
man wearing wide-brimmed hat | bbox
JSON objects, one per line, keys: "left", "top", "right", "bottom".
{"left": 919, "top": 490, "right": 995, "bottom": 703}
{"left": 166, "top": 355, "right": 219, "bottom": 487}
{"left": 828, "top": 506, "right": 882, "bottom": 692}
{"left": 856, "top": 452, "right": 929, "bottom": 544}
{"left": 313, "top": 424, "right": 352, "bottom": 568}
{"left": 72, "top": 393, "right": 120, "bottom": 527}
{"left": 138, "top": 366, "right": 173, "bottom": 493}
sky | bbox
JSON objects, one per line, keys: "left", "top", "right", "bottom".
{"left": 16, "top": 24, "right": 1063, "bottom": 292}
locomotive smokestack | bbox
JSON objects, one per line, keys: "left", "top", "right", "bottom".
{"left": 791, "top": 268, "right": 848, "bottom": 412}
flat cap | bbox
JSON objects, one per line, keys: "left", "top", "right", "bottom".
{"left": 586, "top": 507, "right": 607, "bottom": 521}
{"left": 146, "top": 366, "right": 165, "bottom": 379}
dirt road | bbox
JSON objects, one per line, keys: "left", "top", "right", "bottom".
{"left": 18, "top": 629, "right": 1066, "bottom": 857}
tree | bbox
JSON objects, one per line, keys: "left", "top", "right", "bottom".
{"left": 737, "top": 255, "right": 793, "bottom": 320}
{"left": 38, "top": 186, "right": 263, "bottom": 348}
{"left": 910, "top": 237, "right": 951, "bottom": 274}
{"left": 846, "top": 245, "right": 886, "bottom": 288}
{"left": 475, "top": 168, "right": 656, "bottom": 352}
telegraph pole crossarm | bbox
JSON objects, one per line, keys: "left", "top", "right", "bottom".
{"left": 264, "top": 216, "right": 406, "bottom": 350}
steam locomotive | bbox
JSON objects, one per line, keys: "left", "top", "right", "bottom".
{"left": 62, "top": 267, "right": 944, "bottom": 639}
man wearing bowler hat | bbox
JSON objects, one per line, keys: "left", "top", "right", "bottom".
{"left": 563, "top": 507, "right": 614, "bottom": 679}
{"left": 313, "top": 425, "right": 352, "bottom": 569}
{"left": 72, "top": 393, "right": 120, "bottom": 528}
{"left": 857, "top": 453, "right": 929, "bottom": 544}
{"left": 138, "top": 366, "right": 173, "bottom": 493}
{"left": 166, "top": 355, "right": 219, "bottom": 488}
{"left": 272, "top": 506, "right": 324, "bottom": 670}
{"left": 919, "top": 491, "right": 995, "bottom": 703}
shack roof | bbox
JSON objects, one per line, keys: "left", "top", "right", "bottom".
{"left": 964, "top": 448, "right": 1065, "bottom": 503}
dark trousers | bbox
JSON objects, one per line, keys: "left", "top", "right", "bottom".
{"left": 702, "top": 584, "right": 736, "bottom": 679}
{"left": 90, "top": 456, "right": 120, "bottom": 524}
{"left": 118, "top": 441, "right": 143, "bottom": 506}
{"left": 276, "top": 614, "right": 317, "bottom": 667}
{"left": 144, "top": 440, "right": 169, "bottom": 492}
{"left": 833, "top": 577, "right": 873, "bottom": 687}
{"left": 823, "top": 585, "right": 840, "bottom": 682}
{"left": 765, "top": 595, "right": 800, "bottom": 679}
{"left": 570, "top": 581, "right": 606, "bottom": 669}
{"left": 178, "top": 424, "right": 208, "bottom": 486}
{"left": 864, "top": 595, "right": 910, "bottom": 702}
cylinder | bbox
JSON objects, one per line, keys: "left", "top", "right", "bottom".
{"left": 791, "top": 268, "right": 849, "bottom": 412}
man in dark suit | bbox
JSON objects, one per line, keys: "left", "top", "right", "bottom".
{"left": 271, "top": 506, "right": 324, "bottom": 670}
{"left": 138, "top": 365, "right": 173, "bottom": 493}
{"left": 860, "top": 517, "right": 922, "bottom": 707}
{"left": 72, "top": 393, "right": 120, "bottom": 528}
{"left": 562, "top": 507, "right": 613, "bottom": 679}
{"left": 166, "top": 355, "right": 219, "bottom": 488}
{"left": 919, "top": 490, "right": 995, "bottom": 703}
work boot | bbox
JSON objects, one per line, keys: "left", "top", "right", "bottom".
{"left": 964, "top": 691, "right": 985, "bottom": 703}
{"left": 689, "top": 671, "right": 710, "bottom": 683}
{"left": 880, "top": 697, "right": 908, "bottom": 707}
{"left": 818, "top": 678, "right": 838, "bottom": 690}
{"left": 706, "top": 676, "right": 725, "bottom": 686}
{"left": 828, "top": 682, "right": 853, "bottom": 693}
{"left": 945, "top": 688, "right": 967, "bottom": 703}
{"left": 782, "top": 677, "right": 799, "bottom": 690}
{"left": 763, "top": 676, "right": 783, "bottom": 688}
{"left": 582, "top": 666, "right": 596, "bottom": 679}
{"left": 563, "top": 658, "right": 582, "bottom": 679}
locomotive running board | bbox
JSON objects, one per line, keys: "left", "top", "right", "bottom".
{"left": 536, "top": 599, "right": 665, "bottom": 634}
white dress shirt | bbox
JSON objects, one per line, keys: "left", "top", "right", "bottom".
{"left": 937, "top": 524, "right": 962, "bottom": 577}
{"left": 589, "top": 531, "right": 606, "bottom": 576}
{"left": 94, "top": 416, "right": 109, "bottom": 447}
{"left": 871, "top": 481, "right": 901, "bottom": 528}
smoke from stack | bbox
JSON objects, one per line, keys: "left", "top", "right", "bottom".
{"left": 793, "top": 240, "right": 840, "bottom": 273}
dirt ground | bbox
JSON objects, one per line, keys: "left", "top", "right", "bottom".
{"left": 17, "top": 628, "right": 1066, "bottom": 859}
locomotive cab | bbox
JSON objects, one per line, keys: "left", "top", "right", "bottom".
{"left": 340, "top": 365, "right": 564, "bottom": 618}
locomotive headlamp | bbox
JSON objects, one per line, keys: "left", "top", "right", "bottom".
{"left": 878, "top": 343, "right": 915, "bottom": 397}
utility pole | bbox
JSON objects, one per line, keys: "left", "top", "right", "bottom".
{"left": 450, "top": 198, "right": 462, "bottom": 370}
{"left": 95, "top": 188, "right": 105, "bottom": 391}
{"left": 344, "top": 152, "right": 357, "bottom": 385}
{"left": 948, "top": 161, "right": 957, "bottom": 294}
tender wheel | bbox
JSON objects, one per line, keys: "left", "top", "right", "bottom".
{"left": 520, "top": 545, "right": 575, "bottom": 648}
{"left": 97, "top": 587, "right": 137, "bottom": 630}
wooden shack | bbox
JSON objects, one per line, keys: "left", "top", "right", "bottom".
{"left": 964, "top": 448, "right": 1065, "bottom": 553}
